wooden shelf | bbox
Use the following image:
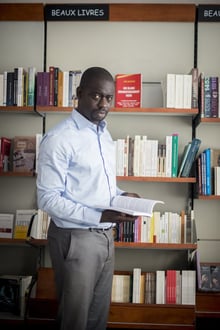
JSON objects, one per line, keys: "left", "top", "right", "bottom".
{"left": 196, "top": 195, "right": 220, "bottom": 200}
{"left": 0, "top": 106, "right": 34, "bottom": 113}
{"left": 0, "top": 3, "right": 44, "bottom": 21}
{"left": 196, "top": 291, "right": 220, "bottom": 317}
{"left": 117, "top": 176, "right": 196, "bottom": 183}
{"left": 35, "top": 106, "right": 198, "bottom": 115}
{"left": 115, "top": 242, "right": 197, "bottom": 250}
{"left": 108, "top": 303, "right": 195, "bottom": 329}
{"left": 0, "top": 171, "right": 35, "bottom": 177}
{"left": 193, "top": 115, "right": 220, "bottom": 127}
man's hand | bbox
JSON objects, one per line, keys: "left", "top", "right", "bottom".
{"left": 100, "top": 210, "right": 137, "bottom": 224}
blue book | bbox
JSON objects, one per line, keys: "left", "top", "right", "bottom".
{"left": 204, "top": 148, "right": 211, "bottom": 195}
{"left": 181, "top": 138, "right": 201, "bottom": 177}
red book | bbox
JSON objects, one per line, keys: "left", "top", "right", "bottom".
{"left": 115, "top": 73, "right": 142, "bottom": 108}
{"left": 0, "top": 137, "right": 12, "bottom": 172}
{"left": 166, "top": 270, "right": 176, "bottom": 304}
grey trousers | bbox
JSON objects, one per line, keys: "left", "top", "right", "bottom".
{"left": 47, "top": 221, "right": 115, "bottom": 330}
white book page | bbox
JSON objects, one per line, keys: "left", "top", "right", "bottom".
{"left": 95, "top": 195, "right": 164, "bottom": 216}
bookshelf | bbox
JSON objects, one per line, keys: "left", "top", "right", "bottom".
{"left": 0, "top": 2, "right": 220, "bottom": 329}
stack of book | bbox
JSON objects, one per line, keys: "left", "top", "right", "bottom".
{"left": 199, "top": 73, "right": 220, "bottom": 118}
{"left": 36, "top": 67, "right": 82, "bottom": 107}
{"left": 196, "top": 148, "right": 220, "bottom": 196}
{"left": 0, "top": 67, "right": 36, "bottom": 107}
{"left": 115, "top": 134, "right": 200, "bottom": 178}
{"left": 111, "top": 268, "right": 196, "bottom": 305}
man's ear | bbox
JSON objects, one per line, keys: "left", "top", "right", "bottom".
{"left": 76, "top": 86, "right": 81, "bottom": 99}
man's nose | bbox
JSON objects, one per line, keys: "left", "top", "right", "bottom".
{"left": 99, "top": 96, "right": 109, "bottom": 107}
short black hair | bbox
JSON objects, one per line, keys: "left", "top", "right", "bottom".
{"left": 79, "top": 67, "right": 114, "bottom": 88}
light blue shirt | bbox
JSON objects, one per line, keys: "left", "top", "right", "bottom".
{"left": 36, "top": 110, "right": 124, "bottom": 229}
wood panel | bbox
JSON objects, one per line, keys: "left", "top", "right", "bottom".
{"left": 109, "top": 4, "right": 196, "bottom": 22}
{"left": 0, "top": 4, "right": 44, "bottom": 21}
{"left": 196, "top": 292, "right": 220, "bottom": 315}
{"left": 109, "top": 303, "right": 195, "bottom": 328}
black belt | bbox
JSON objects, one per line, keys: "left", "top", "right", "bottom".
{"left": 89, "top": 227, "right": 112, "bottom": 232}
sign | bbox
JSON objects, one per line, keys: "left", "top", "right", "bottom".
{"left": 45, "top": 4, "right": 109, "bottom": 21}
{"left": 198, "top": 5, "right": 220, "bottom": 22}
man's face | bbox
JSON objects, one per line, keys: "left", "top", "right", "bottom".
{"left": 77, "top": 78, "right": 114, "bottom": 125}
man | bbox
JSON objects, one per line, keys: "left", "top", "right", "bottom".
{"left": 36, "top": 67, "right": 139, "bottom": 330}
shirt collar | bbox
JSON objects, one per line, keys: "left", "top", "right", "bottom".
{"left": 71, "top": 109, "right": 107, "bottom": 132}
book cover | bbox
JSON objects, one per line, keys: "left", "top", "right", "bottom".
{"left": 115, "top": 73, "right": 142, "bottom": 108}
{"left": 210, "top": 265, "right": 220, "bottom": 291}
{"left": 111, "top": 274, "right": 131, "bottom": 303}
{"left": 181, "top": 138, "right": 201, "bottom": 177}
{"left": 95, "top": 195, "right": 164, "bottom": 217}
{"left": 0, "top": 213, "right": 14, "bottom": 238}
{"left": 14, "top": 209, "right": 36, "bottom": 239}
{"left": 204, "top": 148, "right": 211, "bottom": 195}
{"left": 0, "top": 136, "right": 12, "bottom": 172}
{"left": 13, "top": 136, "right": 36, "bottom": 173}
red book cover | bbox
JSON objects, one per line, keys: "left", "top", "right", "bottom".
{"left": 0, "top": 137, "right": 12, "bottom": 172}
{"left": 115, "top": 73, "right": 142, "bottom": 108}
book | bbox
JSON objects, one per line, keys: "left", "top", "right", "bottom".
{"left": 0, "top": 213, "right": 14, "bottom": 238}
{"left": 115, "top": 73, "right": 142, "bottom": 108}
{"left": 189, "top": 67, "right": 199, "bottom": 108}
{"left": 178, "top": 142, "right": 191, "bottom": 177}
{"left": 175, "top": 74, "right": 184, "bottom": 109}
{"left": 181, "top": 270, "right": 196, "bottom": 305}
{"left": 13, "top": 209, "right": 37, "bottom": 239}
{"left": 0, "top": 136, "right": 12, "bottom": 172}
{"left": 0, "top": 73, "right": 3, "bottom": 106}
{"left": 210, "top": 76, "right": 218, "bottom": 118}
{"left": 183, "top": 74, "right": 192, "bottom": 109}
{"left": 27, "top": 67, "right": 36, "bottom": 106}
{"left": 111, "top": 273, "right": 131, "bottom": 303}
{"left": 214, "top": 166, "right": 220, "bottom": 195}
{"left": 13, "top": 136, "right": 36, "bottom": 173}
{"left": 27, "top": 209, "right": 51, "bottom": 239}
{"left": 95, "top": 195, "right": 164, "bottom": 217}
{"left": 6, "top": 71, "right": 14, "bottom": 106}
{"left": 171, "top": 133, "right": 179, "bottom": 177}
{"left": 156, "top": 270, "right": 165, "bottom": 304}
{"left": 165, "top": 73, "right": 175, "bottom": 108}
{"left": 0, "top": 275, "right": 32, "bottom": 317}
{"left": 204, "top": 76, "right": 211, "bottom": 118}
{"left": 180, "top": 138, "right": 201, "bottom": 177}
{"left": 132, "top": 268, "right": 142, "bottom": 303}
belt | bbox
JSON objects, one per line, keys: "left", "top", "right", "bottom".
{"left": 89, "top": 227, "right": 112, "bottom": 232}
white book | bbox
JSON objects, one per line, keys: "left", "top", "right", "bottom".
{"left": 95, "top": 195, "right": 164, "bottom": 217}
{"left": 181, "top": 270, "right": 196, "bottom": 305}
{"left": 165, "top": 135, "right": 172, "bottom": 177}
{"left": 17, "top": 67, "right": 25, "bottom": 106}
{"left": 0, "top": 213, "right": 14, "bottom": 238}
{"left": 183, "top": 74, "right": 192, "bottom": 109}
{"left": 0, "top": 74, "right": 4, "bottom": 106}
{"left": 3, "top": 71, "right": 7, "bottom": 106}
{"left": 116, "top": 139, "right": 125, "bottom": 176}
{"left": 35, "top": 133, "right": 43, "bottom": 173}
{"left": 166, "top": 73, "right": 175, "bottom": 108}
{"left": 156, "top": 270, "right": 165, "bottom": 304}
{"left": 133, "top": 135, "right": 141, "bottom": 176}
{"left": 214, "top": 166, "right": 220, "bottom": 195}
{"left": 111, "top": 274, "right": 131, "bottom": 303}
{"left": 62, "top": 71, "right": 69, "bottom": 107}
{"left": 175, "top": 74, "right": 184, "bottom": 108}
{"left": 132, "top": 268, "right": 142, "bottom": 303}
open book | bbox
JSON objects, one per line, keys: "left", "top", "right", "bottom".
{"left": 95, "top": 195, "right": 164, "bottom": 217}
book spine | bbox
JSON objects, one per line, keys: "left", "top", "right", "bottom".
{"left": 36, "top": 72, "right": 43, "bottom": 106}
{"left": 210, "top": 76, "right": 219, "bottom": 118}
{"left": 49, "top": 66, "right": 55, "bottom": 106}
{"left": 190, "top": 68, "right": 199, "bottom": 108}
{"left": 166, "top": 73, "right": 175, "bottom": 108}
{"left": 171, "top": 133, "right": 179, "bottom": 177}
{"left": 27, "top": 67, "right": 36, "bottom": 106}
{"left": 204, "top": 76, "right": 211, "bottom": 118}
{"left": 6, "top": 72, "right": 14, "bottom": 106}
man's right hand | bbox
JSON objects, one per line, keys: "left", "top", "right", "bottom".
{"left": 100, "top": 209, "right": 137, "bottom": 224}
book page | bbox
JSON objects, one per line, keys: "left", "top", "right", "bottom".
{"left": 95, "top": 195, "right": 164, "bottom": 216}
